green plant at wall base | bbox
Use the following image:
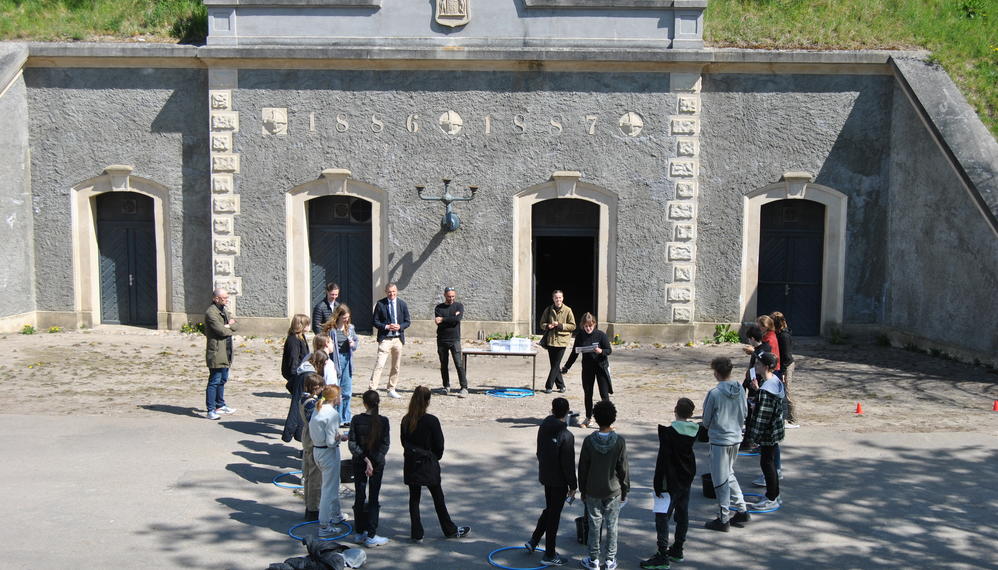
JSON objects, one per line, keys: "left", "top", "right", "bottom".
{"left": 20, "top": 324, "right": 35, "bottom": 335}
{"left": 611, "top": 334, "right": 624, "bottom": 345}
{"left": 828, "top": 327, "right": 849, "bottom": 345}
{"left": 712, "top": 324, "right": 741, "bottom": 344}
{"left": 47, "top": 326, "right": 63, "bottom": 333}
{"left": 484, "top": 332, "right": 514, "bottom": 341}
{"left": 180, "top": 322, "right": 205, "bottom": 335}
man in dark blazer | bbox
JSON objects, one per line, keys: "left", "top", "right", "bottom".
{"left": 368, "top": 282, "right": 410, "bottom": 398}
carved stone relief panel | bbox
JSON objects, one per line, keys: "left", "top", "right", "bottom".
{"left": 262, "top": 107, "right": 289, "bottom": 136}
{"left": 435, "top": 0, "right": 470, "bottom": 27}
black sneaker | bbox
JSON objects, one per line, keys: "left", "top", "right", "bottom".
{"left": 704, "top": 517, "right": 730, "bottom": 532}
{"left": 640, "top": 553, "right": 671, "bottom": 569}
{"left": 447, "top": 526, "right": 471, "bottom": 538}
{"left": 731, "top": 510, "right": 751, "bottom": 527}
{"left": 666, "top": 546, "right": 684, "bottom": 563}
{"left": 524, "top": 540, "right": 538, "bottom": 553}
{"left": 541, "top": 554, "right": 568, "bottom": 566}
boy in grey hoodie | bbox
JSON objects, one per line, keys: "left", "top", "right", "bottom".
{"left": 701, "top": 357, "right": 750, "bottom": 532}
{"left": 578, "top": 400, "right": 629, "bottom": 570}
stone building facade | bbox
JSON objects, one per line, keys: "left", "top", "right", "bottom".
{"left": 1, "top": 0, "right": 996, "bottom": 364}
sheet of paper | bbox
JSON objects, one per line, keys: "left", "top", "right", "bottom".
{"left": 652, "top": 492, "right": 671, "bottom": 513}
{"left": 749, "top": 367, "right": 757, "bottom": 380}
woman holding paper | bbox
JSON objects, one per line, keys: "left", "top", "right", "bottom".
{"left": 561, "top": 312, "right": 612, "bottom": 428}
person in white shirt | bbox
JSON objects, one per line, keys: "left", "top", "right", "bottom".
{"left": 309, "top": 385, "right": 350, "bottom": 536}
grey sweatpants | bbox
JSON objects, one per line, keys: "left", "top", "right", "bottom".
{"left": 710, "top": 443, "right": 746, "bottom": 523}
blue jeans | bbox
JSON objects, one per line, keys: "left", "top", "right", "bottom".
{"left": 338, "top": 357, "right": 353, "bottom": 424}
{"left": 206, "top": 367, "right": 229, "bottom": 412}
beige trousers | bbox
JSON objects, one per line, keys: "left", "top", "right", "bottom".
{"left": 369, "top": 337, "right": 403, "bottom": 391}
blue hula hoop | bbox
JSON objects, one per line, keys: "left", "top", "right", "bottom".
{"left": 273, "top": 470, "right": 304, "bottom": 489}
{"left": 742, "top": 492, "right": 782, "bottom": 514}
{"left": 287, "top": 519, "right": 353, "bottom": 542}
{"left": 487, "top": 546, "right": 548, "bottom": 570}
{"left": 486, "top": 388, "right": 534, "bottom": 399}
{"left": 738, "top": 451, "right": 760, "bottom": 457}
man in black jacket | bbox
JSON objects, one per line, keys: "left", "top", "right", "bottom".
{"left": 368, "top": 283, "right": 411, "bottom": 399}
{"left": 434, "top": 287, "right": 469, "bottom": 397}
{"left": 526, "top": 397, "right": 577, "bottom": 566}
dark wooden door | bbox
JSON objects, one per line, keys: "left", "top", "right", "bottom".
{"left": 97, "top": 192, "right": 157, "bottom": 326}
{"left": 308, "top": 196, "right": 373, "bottom": 333}
{"left": 757, "top": 199, "right": 824, "bottom": 336}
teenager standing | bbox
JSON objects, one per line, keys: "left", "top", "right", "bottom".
{"left": 526, "top": 397, "right": 577, "bottom": 566}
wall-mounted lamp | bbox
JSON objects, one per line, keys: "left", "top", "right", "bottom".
{"left": 416, "top": 178, "right": 478, "bottom": 232}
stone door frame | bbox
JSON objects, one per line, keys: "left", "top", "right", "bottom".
{"left": 285, "top": 169, "right": 388, "bottom": 317}
{"left": 70, "top": 166, "right": 172, "bottom": 329}
{"left": 740, "top": 174, "right": 847, "bottom": 334}
{"left": 512, "top": 172, "right": 618, "bottom": 335}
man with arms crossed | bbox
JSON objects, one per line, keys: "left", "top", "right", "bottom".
{"left": 435, "top": 287, "right": 469, "bottom": 397}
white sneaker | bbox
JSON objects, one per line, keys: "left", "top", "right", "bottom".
{"left": 217, "top": 405, "right": 236, "bottom": 414}
{"left": 785, "top": 422, "right": 801, "bottom": 429}
{"left": 318, "top": 525, "right": 338, "bottom": 537}
{"left": 605, "top": 560, "right": 617, "bottom": 570}
{"left": 752, "top": 496, "right": 782, "bottom": 510}
{"left": 579, "top": 557, "right": 600, "bottom": 569}
{"left": 388, "top": 390, "right": 401, "bottom": 399}
{"left": 459, "top": 388, "right": 469, "bottom": 398}
{"left": 206, "top": 411, "right": 221, "bottom": 420}
{"left": 364, "top": 535, "right": 390, "bottom": 547}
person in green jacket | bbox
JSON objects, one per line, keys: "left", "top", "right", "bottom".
{"left": 205, "top": 288, "right": 238, "bottom": 420}
{"left": 578, "top": 400, "right": 629, "bottom": 570}
{"left": 539, "top": 290, "right": 576, "bottom": 393}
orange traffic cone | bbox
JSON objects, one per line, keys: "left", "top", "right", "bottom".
{"left": 992, "top": 400, "right": 998, "bottom": 412}
{"left": 855, "top": 402, "right": 864, "bottom": 415}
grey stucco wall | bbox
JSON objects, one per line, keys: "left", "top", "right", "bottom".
{"left": 25, "top": 67, "right": 211, "bottom": 316}
{"left": 885, "top": 87, "right": 998, "bottom": 354}
{"left": 233, "top": 70, "right": 677, "bottom": 321}
{"left": 697, "top": 73, "right": 894, "bottom": 325}
{"left": 0, "top": 74, "right": 37, "bottom": 319}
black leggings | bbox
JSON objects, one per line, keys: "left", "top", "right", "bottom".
{"left": 545, "top": 347, "right": 566, "bottom": 390}
{"left": 408, "top": 484, "right": 457, "bottom": 539}
{"left": 760, "top": 444, "right": 780, "bottom": 500}
{"left": 352, "top": 463, "right": 384, "bottom": 537}
{"left": 581, "top": 363, "right": 610, "bottom": 419}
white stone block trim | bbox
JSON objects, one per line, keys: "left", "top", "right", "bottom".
{"left": 209, "top": 79, "right": 241, "bottom": 308}
{"left": 665, "top": 76, "right": 702, "bottom": 322}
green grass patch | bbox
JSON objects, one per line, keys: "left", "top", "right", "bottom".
{"left": 706, "top": 0, "right": 998, "bottom": 137}
{"left": 0, "top": 0, "right": 206, "bottom": 43}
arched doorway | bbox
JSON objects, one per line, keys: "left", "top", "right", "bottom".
{"left": 308, "top": 195, "right": 374, "bottom": 333}
{"left": 740, "top": 175, "right": 847, "bottom": 335}
{"left": 532, "top": 199, "right": 599, "bottom": 333}
{"left": 757, "top": 199, "right": 825, "bottom": 336}
{"left": 96, "top": 191, "right": 157, "bottom": 326}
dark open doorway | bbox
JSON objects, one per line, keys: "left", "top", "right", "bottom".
{"left": 757, "top": 199, "right": 825, "bottom": 336}
{"left": 97, "top": 191, "right": 157, "bottom": 327}
{"left": 308, "top": 196, "right": 374, "bottom": 333}
{"left": 533, "top": 199, "right": 599, "bottom": 333}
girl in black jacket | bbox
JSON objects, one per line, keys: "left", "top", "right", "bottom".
{"left": 561, "top": 312, "right": 613, "bottom": 428}
{"left": 400, "top": 386, "right": 470, "bottom": 541}
{"left": 348, "top": 390, "right": 391, "bottom": 547}
{"left": 281, "top": 314, "right": 310, "bottom": 392}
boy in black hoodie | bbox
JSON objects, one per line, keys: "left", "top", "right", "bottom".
{"left": 640, "top": 398, "right": 699, "bottom": 569}
{"left": 526, "top": 397, "right": 578, "bottom": 566}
